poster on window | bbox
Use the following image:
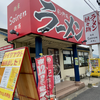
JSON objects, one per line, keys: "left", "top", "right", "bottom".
{"left": 75, "top": 58, "right": 78, "bottom": 65}
{"left": 35, "top": 56, "right": 48, "bottom": 100}
{"left": 83, "top": 11, "right": 100, "bottom": 45}
{"left": 64, "top": 57, "right": 71, "bottom": 64}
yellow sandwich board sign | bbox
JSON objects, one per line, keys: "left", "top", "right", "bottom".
{"left": 0, "top": 47, "right": 39, "bottom": 100}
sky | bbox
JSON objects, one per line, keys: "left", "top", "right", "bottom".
{"left": 0, "top": 0, "right": 99, "bottom": 55}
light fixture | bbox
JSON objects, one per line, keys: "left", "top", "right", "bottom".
{"left": 4, "top": 38, "right": 11, "bottom": 43}
{"left": 40, "top": 27, "right": 50, "bottom": 33}
{"left": 10, "top": 29, "right": 19, "bottom": 36}
{"left": 4, "top": 38, "right": 8, "bottom": 42}
{"left": 82, "top": 40, "right": 87, "bottom": 43}
{"left": 66, "top": 35, "right": 73, "bottom": 40}
{"left": 4, "top": 38, "right": 15, "bottom": 49}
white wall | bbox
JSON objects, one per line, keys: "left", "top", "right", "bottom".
{"left": 0, "top": 34, "right": 9, "bottom": 47}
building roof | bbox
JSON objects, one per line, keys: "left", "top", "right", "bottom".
{"left": 0, "top": 28, "right": 7, "bottom": 33}
{"left": 0, "top": 28, "right": 7, "bottom": 36}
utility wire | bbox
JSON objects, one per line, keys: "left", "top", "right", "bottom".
{"left": 84, "top": 0, "right": 100, "bottom": 17}
{"left": 84, "top": 0, "right": 96, "bottom": 11}
{"left": 88, "top": 0, "right": 97, "bottom": 10}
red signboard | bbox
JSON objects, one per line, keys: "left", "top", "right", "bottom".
{"left": 35, "top": 56, "right": 48, "bottom": 100}
{"left": 8, "top": 0, "right": 85, "bottom": 44}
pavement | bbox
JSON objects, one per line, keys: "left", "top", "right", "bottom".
{"left": 71, "top": 84, "right": 100, "bottom": 100}
{"left": 60, "top": 76, "right": 100, "bottom": 100}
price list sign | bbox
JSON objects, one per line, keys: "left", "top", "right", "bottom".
{"left": 0, "top": 48, "right": 25, "bottom": 100}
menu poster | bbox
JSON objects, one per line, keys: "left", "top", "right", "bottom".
{"left": 0, "top": 67, "right": 12, "bottom": 88}
{"left": 0, "top": 68, "right": 5, "bottom": 83}
{"left": 0, "top": 47, "right": 39, "bottom": 100}
{"left": 0, "top": 87, "right": 13, "bottom": 100}
{"left": 7, "top": 68, "right": 19, "bottom": 90}
{"left": 0, "top": 48, "right": 25, "bottom": 100}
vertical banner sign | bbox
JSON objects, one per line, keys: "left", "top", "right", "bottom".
{"left": 35, "top": 56, "right": 48, "bottom": 100}
{"left": 46, "top": 55, "right": 54, "bottom": 95}
{"left": 83, "top": 11, "right": 100, "bottom": 45}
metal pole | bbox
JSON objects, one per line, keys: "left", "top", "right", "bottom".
{"left": 98, "top": 44, "right": 100, "bottom": 58}
{"left": 35, "top": 37, "right": 43, "bottom": 85}
{"left": 46, "top": 56, "right": 50, "bottom": 99}
{"left": 89, "top": 45, "right": 93, "bottom": 58}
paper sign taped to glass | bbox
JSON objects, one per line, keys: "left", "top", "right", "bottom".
{"left": 74, "top": 58, "right": 78, "bottom": 65}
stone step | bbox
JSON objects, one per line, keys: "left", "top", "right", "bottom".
{"left": 56, "top": 85, "right": 79, "bottom": 99}
{"left": 55, "top": 81, "right": 76, "bottom": 94}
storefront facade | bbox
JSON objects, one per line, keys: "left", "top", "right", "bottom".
{"left": 12, "top": 36, "right": 89, "bottom": 81}
{"left": 7, "top": 0, "right": 89, "bottom": 82}
{"left": 0, "top": 27, "right": 89, "bottom": 82}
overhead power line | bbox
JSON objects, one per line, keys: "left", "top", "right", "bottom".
{"left": 84, "top": 0, "right": 96, "bottom": 11}
{"left": 84, "top": 0, "right": 100, "bottom": 17}
{"left": 88, "top": 0, "right": 97, "bottom": 10}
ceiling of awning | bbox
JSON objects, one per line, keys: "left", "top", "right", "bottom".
{"left": 13, "top": 34, "right": 75, "bottom": 49}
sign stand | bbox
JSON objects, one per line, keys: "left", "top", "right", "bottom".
{"left": 0, "top": 47, "right": 39, "bottom": 100}
{"left": 16, "top": 47, "right": 39, "bottom": 100}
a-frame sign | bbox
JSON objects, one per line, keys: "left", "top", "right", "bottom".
{"left": 0, "top": 47, "right": 39, "bottom": 100}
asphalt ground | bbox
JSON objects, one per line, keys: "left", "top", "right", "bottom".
{"left": 60, "top": 77, "right": 100, "bottom": 100}
{"left": 72, "top": 83, "right": 100, "bottom": 100}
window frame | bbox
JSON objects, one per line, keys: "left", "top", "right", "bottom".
{"left": 63, "top": 50, "right": 89, "bottom": 69}
{"left": 78, "top": 51, "right": 89, "bottom": 67}
{"left": 63, "top": 50, "right": 74, "bottom": 69}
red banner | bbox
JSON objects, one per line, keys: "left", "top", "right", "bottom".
{"left": 46, "top": 55, "right": 54, "bottom": 95}
{"left": 35, "top": 56, "right": 48, "bottom": 100}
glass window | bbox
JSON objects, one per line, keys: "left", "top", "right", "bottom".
{"left": 78, "top": 52, "right": 89, "bottom": 67}
{"left": 79, "top": 52, "right": 84, "bottom": 66}
{"left": 63, "top": 50, "right": 89, "bottom": 69}
{"left": 63, "top": 50, "right": 73, "bottom": 69}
